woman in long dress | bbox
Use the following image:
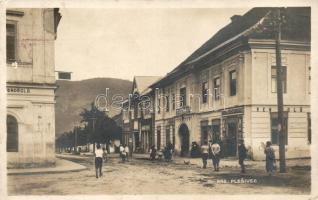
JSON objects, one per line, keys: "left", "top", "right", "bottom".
{"left": 264, "top": 141, "right": 276, "bottom": 176}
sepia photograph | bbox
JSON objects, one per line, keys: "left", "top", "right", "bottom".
{"left": 1, "top": 1, "right": 316, "bottom": 199}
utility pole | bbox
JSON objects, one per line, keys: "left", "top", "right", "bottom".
{"left": 274, "top": 8, "right": 286, "bottom": 173}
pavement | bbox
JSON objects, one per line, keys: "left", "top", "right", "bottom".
{"left": 7, "top": 157, "right": 87, "bottom": 175}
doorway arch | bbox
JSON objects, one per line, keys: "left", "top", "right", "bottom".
{"left": 178, "top": 123, "right": 189, "bottom": 157}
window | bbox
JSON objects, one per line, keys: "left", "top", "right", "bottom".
{"left": 157, "top": 98, "right": 161, "bottom": 114}
{"left": 179, "top": 87, "right": 187, "bottom": 107}
{"left": 270, "top": 112, "right": 288, "bottom": 145}
{"left": 229, "top": 70, "right": 237, "bottom": 96}
{"left": 308, "top": 113, "right": 311, "bottom": 144}
{"left": 7, "top": 115, "right": 18, "bottom": 152}
{"left": 172, "top": 93, "right": 175, "bottom": 110}
{"left": 202, "top": 82, "right": 208, "bottom": 103}
{"left": 166, "top": 95, "right": 170, "bottom": 112}
{"left": 271, "top": 66, "right": 287, "bottom": 93}
{"left": 201, "top": 121, "right": 209, "bottom": 145}
{"left": 309, "top": 66, "right": 311, "bottom": 94}
{"left": 212, "top": 119, "right": 221, "bottom": 142}
{"left": 157, "top": 128, "right": 161, "bottom": 150}
{"left": 166, "top": 126, "right": 171, "bottom": 145}
{"left": 7, "top": 23, "right": 17, "bottom": 62}
{"left": 213, "top": 77, "right": 220, "bottom": 100}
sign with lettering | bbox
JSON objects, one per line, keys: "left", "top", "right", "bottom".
{"left": 7, "top": 87, "right": 31, "bottom": 94}
{"left": 222, "top": 107, "right": 244, "bottom": 116}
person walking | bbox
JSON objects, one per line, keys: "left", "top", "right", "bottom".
{"left": 124, "top": 144, "right": 130, "bottom": 161}
{"left": 201, "top": 141, "right": 209, "bottom": 169}
{"left": 238, "top": 140, "right": 247, "bottom": 173}
{"left": 264, "top": 141, "right": 276, "bottom": 176}
{"left": 95, "top": 144, "right": 103, "bottom": 178}
{"left": 102, "top": 147, "right": 108, "bottom": 163}
{"left": 211, "top": 140, "right": 221, "bottom": 171}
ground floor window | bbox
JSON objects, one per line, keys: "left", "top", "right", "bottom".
{"left": 270, "top": 112, "right": 288, "bottom": 145}
{"left": 212, "top": 119, "right": 221, "bottom": 142}
{"left": 308, "top": 113, "right": 311, "bottom": 144}
{"left": 7, "top": 114, "right": 18, "bottom": 152}
{"left": 201, "top": 120, "right": 209, "bottom": 144}
{"left": 157, "top": 127, "right": 161, "bottom": 150}
{"left": 166, "top": 126, "right": 171, "bottom": 145}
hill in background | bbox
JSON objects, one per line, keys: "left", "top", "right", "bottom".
{"left": 55, "top": 78, "right": 132, "bottom": 136}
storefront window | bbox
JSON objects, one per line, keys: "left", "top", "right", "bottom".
{"left": 166, "top": 126, "right": 171, "bottom": 145}
{"left": 201, "top": 120, "right": 209, "bottom": 145}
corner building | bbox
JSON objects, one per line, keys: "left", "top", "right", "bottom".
{"left": 151, "top": 8, "right": 311, "bottom": 160}
{"left": 6, "top": 9, "right": 61, "bottom": 167}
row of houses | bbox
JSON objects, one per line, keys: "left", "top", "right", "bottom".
{"left": 120, "top": 7, "right": 311, "bottom": 160}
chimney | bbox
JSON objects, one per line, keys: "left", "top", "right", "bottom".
{"left": 230, "top": 15, "right": 242, "bottom": 22}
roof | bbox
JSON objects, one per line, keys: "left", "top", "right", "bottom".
{"left": 132, "top": 76, "right": 162, "bottom": 95}
{"left": 152, "top": 7, "right": 310, "bottom": 88}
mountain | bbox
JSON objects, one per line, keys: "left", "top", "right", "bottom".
{"left": 55, "top": 78, "right": 132, "bottom": 136}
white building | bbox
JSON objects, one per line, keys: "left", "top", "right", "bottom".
{"left": 6, "top": 9, "right": 61, "bottom": 168}
{"left": 151, "top": 7, "right": 311, "bottom": 160}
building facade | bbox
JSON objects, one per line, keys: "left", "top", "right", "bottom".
{"left": 6, "top": 9, "right": 61, "bottom": 167}
{"left": 121, "top": 76, "right": 161, "bottom": 153}
{"left": 151, "top": 7, "right": 311, "bottom": 160}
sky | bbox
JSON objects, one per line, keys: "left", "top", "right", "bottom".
{"left": 55, "top": 8, "right": 250, "bottom": 81}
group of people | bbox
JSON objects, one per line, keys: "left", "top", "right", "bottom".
{"left": 201, "top": 140, "right": 221, "bottom": 171}
{"left": 119, "top": 144, "right": 130, "bottom": 162}
{"left": 150, "top": 142, "right": 174, "bottom": 161}
{"left": 201, "top": 139, "right": 276, "bottom": 175}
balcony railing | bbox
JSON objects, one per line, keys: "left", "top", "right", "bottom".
{"left": 176, "top": 106, "right": 191, "bottom": 116}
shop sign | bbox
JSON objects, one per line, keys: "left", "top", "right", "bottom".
{"left": 7, "top": 86, "right": 31, "bottom": 94}
{"left": 222, "top": 107, "right": 244, "bottom": 116}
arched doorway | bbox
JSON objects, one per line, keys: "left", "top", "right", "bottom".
{"left": 179, "top": 124, "right": 189, "bottom": 157}
{"left": 7, "top": 114, "right": 18, "bottom": 152}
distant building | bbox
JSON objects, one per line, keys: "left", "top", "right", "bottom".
{"left": 151, "top": 7, "right": 311, "bottom": 160}
{"left": 121, "top": 76, "right": 162, "bottom": 153}
{"left": 6, "top": 9, "right": 61, "bottom": 167}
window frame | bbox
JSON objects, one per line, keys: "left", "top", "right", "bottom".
{"left": 6, "top": 21, "right": 18, "bottom": 63}
{"left": 202, "top": 81, "right": 208, "bottom": 104}
{"left": 229, "top": 70, "right": 237, "bottom": 96}
{"left": 271, "top": 66, "right": 287, "bottom": 93}
{"left": 213, "top": 77, "right": 221, "bottom": 101}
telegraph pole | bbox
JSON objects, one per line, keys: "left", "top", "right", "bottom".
{"left": 274, "top": 8, "right": 286, "bottom": 173}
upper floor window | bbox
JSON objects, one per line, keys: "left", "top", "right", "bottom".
{"left": 271, "top": 66, "right": 287, "bottom": 93}
{"left": 179, "top": 87, "right": 187, "bottom": 107}
{"left": 213, "top": 77, "right": 220, "bottom": 101}
{"left": 157, "top": 98, "right": 161, "bottom": 114}
{"left": 229, "top": 70, "right": 237, "bottom": 96}
{"left": 7, "top": 23, "right": 17, "bottom": 62}
{"left": 172, "top": 93, "right": 175, "bottom": 110}
{"left": 166, "top": 95, "right": 170, "bottom": 112}
{"left": 202, "top": 81, "right": 208, "bottom": 104}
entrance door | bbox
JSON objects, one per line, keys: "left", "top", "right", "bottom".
{"left": 179, "top": 124, "right": 189, "bottom": 157}
{"left": 227, "top": 122, "right": 237, "bottom": 156}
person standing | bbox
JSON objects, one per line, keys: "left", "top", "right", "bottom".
{"left": 238, "top": 140, "right": 247, "bottom": 173}
{"left": 211, "top": 140, "right": 221, "bottom": 171}
{"left": 150, "top": 145, "right": 157, "bottom": 161}
{"left": 95, "top": 144, "right": 103, "bottom": 178}
{"left": 264, "top": 141, "right": 276, "bottom": 176}
{"left": 201, "top": 141, "right": 209, "bottom": 169}
{"left": 124, "top": 144, "right": 130, "bottom": 161}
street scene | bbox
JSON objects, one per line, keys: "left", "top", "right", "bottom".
{"left": 4, "top": 5, "right": 312, "bottom": 198}
{"left": 8, "top": 154, "right": 310, "bottom": 195}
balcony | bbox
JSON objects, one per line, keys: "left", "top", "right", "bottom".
{"left": 176, "top": 106, "right": 191, "bottom": 116}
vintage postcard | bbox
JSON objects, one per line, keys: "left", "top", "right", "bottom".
{"left": 0, "top": 0, "right": 317, "bottom": 199}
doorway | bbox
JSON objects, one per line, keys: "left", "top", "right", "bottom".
{"left": 179, "top": 124, "right": 189, "bottom": 157}
{"left": 227, "top": 122, "right": 237, "bottom": 156}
